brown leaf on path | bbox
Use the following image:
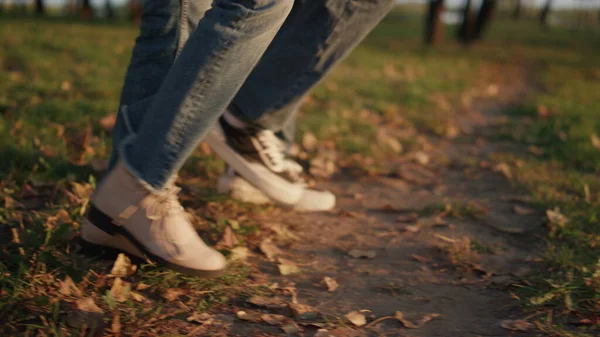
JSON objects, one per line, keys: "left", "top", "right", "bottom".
{"left": 323, "top": 276, "right": 339, "bottom": 292}
{"left": 418, "top": 216, "right": 446, "bottom": 227}
{"left": 67, "top": 297, "right": 104, "bottom": 328}
{"left": 348, "top": 249, "right": 377, "bottom": 259}
{"left": 59, "top": 276, "right": 82, "bottom": 296}
{"left": 401, "top": 224, "right": 420, "bottom": 233}
{"left": 111, "top": 313, "right": 121, "bottom": 334}
{"left": 396, "top": 213, "right": 418, "bottom": 223}
{"left": 397, "top": 164, "right": 436, "bottom": 185}
{"left": 110, "top": 278, "right": 130, "bottom": 302}
{"left": 247, "top": 295, "right": 287, "bottom": 309}
{"left": 266, "top": 223, "right": 300, "bottom": 242}
{"left": 66, "top": 123, "right": 93, "bottom": 166}
{"left": 278, "top": 258, "right": 301, "bottom": 275}
{"left": 236, "top": 310, "right": 263, "bottom": 323}
{"left": 261, "top": 314, "right": 288, "bottom": 326}
{"left": 410, "top": 254, "right": 430, "bottom": 263}
{"left": 500, "top": 319, "right": 534, "bottom": 332}
{"left": 314, "top": 329, "right": 332, "bottom": 337}
{"left": 187, "top": 313, "right": 214, "bottom": 325}
{"left": 492, "top": 162, "right": 512, "bottom": 179}
{"left": 260, "top": 238, "right": 284, "bottom": 261}
{"left": 395, "top": 311, "right": 440, "bottom": 329}
{"left": 217, "top": 226, "right": 239, "bottom": 248}
{"left": 230, "top": 246, "right": 249, "bottom": 261}
{"left": 99, "top": 114, "right": 116, "bottom": 132}
{"left": 162, "top": 288, "right": 186, "bottom": 301}
{"left": 109, "top": 253, "right": 137, "bottom": 277}
{"left": 345, "top": 311, "right": 367, "bottom": 327}
{"left": 281, "top": 323, "right": 301, "bottom": 335}
{"left": 513, "top": 205, "right": 535, "bottom": 215}
{"left": 289, "top": 302, "right": 320, "bottom": 322}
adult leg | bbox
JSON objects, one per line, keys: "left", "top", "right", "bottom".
{"left": 86, "top": 0, "right": 294, "bottom": 276}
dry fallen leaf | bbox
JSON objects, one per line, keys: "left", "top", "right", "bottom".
{"left": 230, "top": 246, "right": 249, "bottom": 261}
{"left": 302, "top": 132, "right": 318, "bottom": 152}
{"left": 266, "top": 223, "right": 300, "bottom": 242}
{"left": 110, "top": 278, "right": 130, "bottom": 302}
{"left": 323, "top": 277, "right": 339, "bottom": 292}
{"left": 236, "top": 310, "right": 263, "bottom": 323}
{"left": 345, "top": 311, "right": 367, "bottom": 327}
{"left": 348, "top": 249, "right": 377, "bottom": 259}
{"left": 513, "top": 205, "right": 535, "bottom": 215}
{"left": 109, "top": 253, "right": 137, "bottom": 277}
{"left": 217, "top": 226, "right": 239, "bottom": 248}
{"left": 260, "top": 238, "right": 283, "bottom": 261}
{"left": 546, "top": 208, "right": 568, "bottom": 227}
{"left": 247, "top": 295, "right": 287, "bottom": 309}
{"left": 500, "top": 319, "right": 534, "bottom": 332}
{"left": 402, "top": 224, "right": 420, "bottom": 233}
{"left": 187, "top": 313, "right": 214, "bottom": 325}
{"left": 261, "top": 314, "right": 288, "bottom": 326}
{"left": 278, "top": 258, "right": 301, "bottom": 275}
{"left": 396, "top": 213, "right": 418, "bottom": 223}
{"left": 130, "top": 291, "right": 147, "bottom": 302}
{"left": 99, "top": 114, "right": 116, "bottom": 132}
{"left": 59, "top": 276, "right": 82, "bottom": 297}
{"left": 492, "top": 163, "right": 512, "bottom": 179}
{"left": 111, "top": 313, "right": 121, "bottom": 334}
{"left": 162, "top": 288, "right": 186, "bottom": 301}
{"left": 67, "top": 297, "right": 104, "bottom": 328}
{"left": 314, "top": 329, "right": 332, "bottom": 337}
{"left": 289, "top": 302, "right": 320, "bottom": 321}
{"left": 394, "top": 311, "right": 440, "bottom": 329}
{"left": 281, "top": 324, "right": 300, "bottom": 335}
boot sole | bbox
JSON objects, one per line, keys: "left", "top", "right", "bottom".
{"left": 85, "top": 205, "right": 224, "bottom": 278}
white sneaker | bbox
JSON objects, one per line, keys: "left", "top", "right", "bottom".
{"left": 204, "top": 114, "right": 336, "bottom": 211}
{"left": 217, "top": 167, "right": 336, "bottom": 212}
{"left": 82, "top": 161, "right": 226, "bottom": 277}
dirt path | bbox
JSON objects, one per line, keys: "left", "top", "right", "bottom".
{"left": 207, "top": 97, "right": 545, "bottom": 337}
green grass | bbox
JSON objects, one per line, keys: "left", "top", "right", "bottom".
{"left": 1, "top": 6, "right": 600, "bottom": 336}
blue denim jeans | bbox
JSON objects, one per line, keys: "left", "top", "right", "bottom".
{"left": 110, "top": 0, "right": 395, "bottom": 190}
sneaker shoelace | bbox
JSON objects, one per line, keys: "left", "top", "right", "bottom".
{"left": 256, "top": 130, "right": 305, "bottom": 184}
{"left": 147, "top": 185, "right": 185, "bottom": 220}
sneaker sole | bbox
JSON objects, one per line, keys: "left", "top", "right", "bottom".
{"left": 85, "top": 205, "right": 224, "bottom": 278}
{"left": 204, "top": 125, "right": 304, "bottom": 206}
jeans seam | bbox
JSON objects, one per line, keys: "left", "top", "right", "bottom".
{"left": 176, "top": 0, "right": 189, "bottom": 56}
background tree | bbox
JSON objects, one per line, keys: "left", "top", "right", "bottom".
{"left": 105, "top": 0, "right": 114, "bottom": 19}
{"left": 457, "top": 0, "right": 475, "bottom": 44}
{"left": 129, "top": 0, "right": 143, "bottom": 22}
{"left": 34, "top": 0, "right": 45, "bottom": 15}
{"left": 540, "top": 0, "right": 553, "bottom": 27}
{"left": 512, "top": 0, "right": 522, "bottom": 20}
{"left": 473, "top": 0, "right": 497, "bottom": 39}
{"left": 425, "top": 0, "right": 445, "bottom": 45}
{"left": 80, "top": 0, "right": 93, "bottom": 20}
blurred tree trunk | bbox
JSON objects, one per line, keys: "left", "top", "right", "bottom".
{"left": 457, "top": 0, "right": 475, "bottom": 44}
{"left": 129, "top": 0, "right": 143, "bottom": 22}
{"left": 512, "top": 0, "right": 521, "bottom": 20}
{"left": 81, "top": 0, "right": 93, "bottom": 20}
{"left": 105, "top": 0, "right": 114, "bottom": 19}
{"left": 35, "top": 0, "right": 45, "bottom": 15}
{"left": 424, "top": 0, "right": 445, "bottom": 45}
{"left": 473, "top": 0, "right": 496, "bottom": 40}
{"left": 540, "top": 0, "right": 553, "bottom": 27}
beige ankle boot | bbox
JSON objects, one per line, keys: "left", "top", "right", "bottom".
{"left": 82, "top": 161, "right": 226, "bottom": 277}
